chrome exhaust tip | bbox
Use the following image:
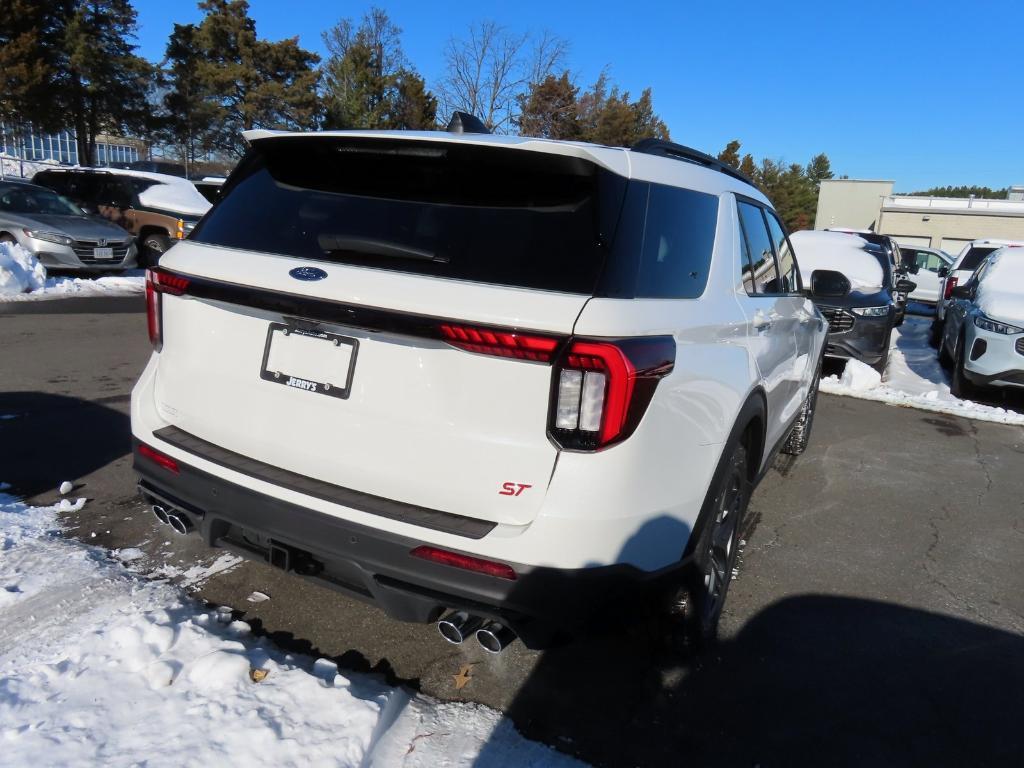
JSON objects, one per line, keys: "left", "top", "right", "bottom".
{"left": 476, "top": 621, "right": 516, "bottom": 654}
{"left": 437, "top": 611, "right": 484, "bottom": 645}
{"left": 151, "top": 504, "right": 170, "bottom": 526}
{"left": 165, "top": 512, "right": 193, "bottom": 535}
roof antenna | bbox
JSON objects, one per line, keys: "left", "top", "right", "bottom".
{"left": 446, "top": 112, "right": 491, "bottom": 135}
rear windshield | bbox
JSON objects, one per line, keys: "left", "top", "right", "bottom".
{"left": 958, "top": 246, "right": 998, "bottom": 272}
{"left": 193, "top": 137, "right": 721, "bottom": 298}
{"left": 192, "top": 137, "right": 625, "bottom": 294}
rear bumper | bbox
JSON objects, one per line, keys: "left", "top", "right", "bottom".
{"left": 134, "top": 440, "right": 670, "bottom": 647}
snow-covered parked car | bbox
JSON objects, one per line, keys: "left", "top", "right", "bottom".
{"left": 130, "top": 123, "right": 826, "bottom": 651}
{"left": 0, "top": 180, "right": 137, "bottom": 271}
{"left": 790, "top": 229, "right": 914, "bottom": 373}
{"left": 32, "top": 167, "right": 211, "bottom": 265}
{"left": 939, "top": 247, "right": 1024, "bottom": 398}
{"left": 933, "top": 238, "right": 1024, "bottom": 334}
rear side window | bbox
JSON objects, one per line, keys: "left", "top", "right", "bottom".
{"left": 959, "top": 246, "right": 998, "bottom": 272}
{"left": 599, "top": 182, "right": 719, "bottom": 299}
{"left": 34, "top": 171, "right": 67, "bottom": 194}
{"left": 193, "top": 138, "right": 627, "bottom": 295}
{"left": 737, "top": 202, "right": 782, "bottom": 294}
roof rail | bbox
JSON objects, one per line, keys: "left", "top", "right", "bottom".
{"left": 630, "top": 138, "right": 756, "bottom": 187}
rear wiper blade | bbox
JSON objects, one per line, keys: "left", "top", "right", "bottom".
{"left": 318, "top": 235, "right": 448, "bottom": 263}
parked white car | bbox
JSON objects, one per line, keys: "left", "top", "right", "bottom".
{"left": 934, "top": 239, "right": 1024, "bottom": 327}
{"left": 899, "top": 245, "right": 953, "bottom": 304}
{"left": 939, "top": 247, "right": 1024, "bottom": 398}
{"left": 130, "top": 124, "right": 826, "bottom": 651}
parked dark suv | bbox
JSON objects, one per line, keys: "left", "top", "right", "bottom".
{"left": 791, "top": 230, "right": 915, "bottom": 372}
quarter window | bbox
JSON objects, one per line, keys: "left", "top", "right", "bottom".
{"left": 765, "top": 211, "right": 799, "bottom": 292}
{"left": 737, "top": 201, "right": 782, "bottom": 294}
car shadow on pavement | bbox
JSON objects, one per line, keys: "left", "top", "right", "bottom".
{"left": 474, "top": 594, "right": 1024, "bottom": 768}
{"left": 0, "top": 391, "right": 131, "bottom": 498}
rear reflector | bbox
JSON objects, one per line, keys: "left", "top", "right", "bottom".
{"left": 410, "top": 545, "right": 517, "bottom": 580}
{"left": 439, "top": 323, "right": 560, "bottom": 362}
{"left": 138, "top": 443, "right": 180, "bottom": 474}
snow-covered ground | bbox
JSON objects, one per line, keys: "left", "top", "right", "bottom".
{"left": 0, "top": 242, "right": 143, "bottom": 302}
{"left": 0, "top": 490, "right": 584, "bottom": 767}
{"left": 820, "top": 313, "right": 1024, "bottom": 426}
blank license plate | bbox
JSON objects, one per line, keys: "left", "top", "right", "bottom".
{"left": 259, "top": 323, "right": 358, "bottom": 400}
{"left": 93, "top": 247, "right": 114, "bottom": 259}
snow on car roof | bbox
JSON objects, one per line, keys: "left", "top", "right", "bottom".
{"left": 41, "top": 166, "right": 211, "bottom": 217}
{"left": 790, "top": 230, "right": 885, "bottom": 292}
{"left": 976, "top": 247, "right": 1024, "bottom": 326}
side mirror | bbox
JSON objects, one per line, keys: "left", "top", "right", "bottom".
{"left": 950, "top": 284, "right": 974, "bottom": 300}
{"left": 937, "top": 266, "right": 949, "bottom": 278}
{"left": 906, "top": 262, "right": 920, "bottom": 275}
{"left": 895, "top": 278, "right": 917, "bottom": 293}
{"left": 810, "top": 269, "right": 851, "bottom": 298}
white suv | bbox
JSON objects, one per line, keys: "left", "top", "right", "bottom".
{"left": 940, "top": 247, "right": 1024, "bottom": 398}
{"left": 934, "top": 239, "right": 1024, "bottom": 328}
{"left": 131, "top": 125, "right": 826, "bottom": 651}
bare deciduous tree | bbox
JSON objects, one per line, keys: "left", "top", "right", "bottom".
{"left": 437, "top": 22, "right": 567, "bottom": 133}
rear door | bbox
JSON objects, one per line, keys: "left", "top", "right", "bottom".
{"left": 735, "top": 200, "right": 805, "bottom": 449}
{"left": 151, "top": 137, "right": 627, "bottom": 529}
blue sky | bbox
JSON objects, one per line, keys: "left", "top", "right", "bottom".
{"left": 131, "top": 0, "right": 1023, "bottom": 192}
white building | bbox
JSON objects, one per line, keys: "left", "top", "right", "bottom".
{"left": 814, "top": 179, "right": 1024, "bottom": 254}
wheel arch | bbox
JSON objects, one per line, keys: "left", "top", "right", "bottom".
{"left": 139, "top": 225, "right": 171, "bottom": 243}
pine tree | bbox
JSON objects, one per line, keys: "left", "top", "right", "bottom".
{"left": 805, "top": 153, "right": 833, "bottom": 187}
{"left": 63, "top": 0, "right": 155, "bottom": 165}
{"left": 576, "top": 74, "right": 669, "bottom": 147}
{"left": 717, "top": 140, "right": 741, "bottom": 169}
{"left": 192, "top": 0, "right": 320, "bottom": 157}
{"left": 516, "top": 72, "right": 579, "bottom": 140}
{"left": 160, "top": 23, "right": 218, "bottom": 172}
{"left": 321, "top": 8, "right": 436, "bottom": 130}
{"left": 739, "top": 153, "right": 757, "bottom": 180}
{"left": 0, "top": 0, "right": 71, "bottom": 134}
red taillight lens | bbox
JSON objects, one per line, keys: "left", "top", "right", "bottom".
{"left": 551, "top": 337, "right": 675, "bottom": 450}
{"left": 439, "top": 323, "right": 560, "bottom": 362}
{"left": 138, "top": 443, "right": 179, "bottom": 474}
{"left": 410, "top": 545, "right": 517, "bottom": 580}
{"left": 146, "top": 269, "right": 190, "bottom": 350}
{"left": 943, "top": 276, "right": 959, "bottom": 301}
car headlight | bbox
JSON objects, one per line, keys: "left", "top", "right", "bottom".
{"left": 974, "top": 314, "right": 1024, "bottom": 335}
{"left": 852, "top": 306, "right": 890, "bottom": 317}
{"left": 23, "top": 228, "right": 73, "bottom": 246}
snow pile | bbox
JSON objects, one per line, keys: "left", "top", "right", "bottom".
{"left": 0, "top": 153, "right": 60, "bottom": 179}
{"left": 0, "top": 491, "right": 584, "bottom": 767}
{"left": 820, "top": 316, "right": 1024, "bottom": 426}
{"left": 0, "top": 270, "right": 144, "bottom": 302}
{"left": 790, "top": 230, "right": 884, "bottom": 292}
{"left": 138, "top": 180, "right": 211, "bottom": 217}
{"left": 0, "top": 242, "right": 47, "bottom": 295}
{"left": 974, "top": 248, "right": 1024, "bottom": 326}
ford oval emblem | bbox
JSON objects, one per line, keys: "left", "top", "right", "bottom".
{"left": 289, "top": 266, "right": 328, "bottom": 281}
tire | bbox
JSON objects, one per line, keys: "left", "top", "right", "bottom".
{"left": 938, "top": 327, "right": 954, "bottom": 369}
{"left": 667, "top": 442, "right": 752, "bottom": 651}
{"left": 0, "top": 233, "right": 15, "bottom": 244}
{"left": 140, "top": 233, "right": 171, "bottom": 266}
{"left": 872, "top": 329, "right": 892, "bottom": 375}
{"left": 928, "top": 320, "right": 943, "bottom": 348}
{"left": 782, "top": 357, "right": 821, "bottom": 455}
{"left": 950, "top": 333, "right": 980, "bottom": 401}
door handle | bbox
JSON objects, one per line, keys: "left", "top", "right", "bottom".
{"left": 754, "top": 317, "right": 773, "bottom": 332}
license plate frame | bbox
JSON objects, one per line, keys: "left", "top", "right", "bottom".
{"left": 259, "top": 322, "right": 359, "bottom": 400}
{"left": 93, "top": 247, "right": 114, "bottom": 259}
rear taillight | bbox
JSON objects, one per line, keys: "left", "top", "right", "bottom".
{"left": 550, "top": 337, "right": 675, "bottom": 450}
{"left": 943, "top": 276, "right": 958, "bottom": 301}
{"left": 146, "top": 268, "right": 190, "bottom": 350}
{"left": 438, "top": 323, "right": 560, "bottom": 362}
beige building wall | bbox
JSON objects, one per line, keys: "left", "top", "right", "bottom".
{"left": 814, "top": 179, "right": 894, "bottom": 230}
{"left": 878, "top": 209, "right": 1024, "bottom": 254}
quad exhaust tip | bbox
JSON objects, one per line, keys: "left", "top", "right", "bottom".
{"left": 151, "top": 503, "right": 193, "bottom": 535}
{"left": 476, "top": 621, "right": 516, "bottom": 654}
{"left": 437, "top": 611, "right": 484, "bottom": 645}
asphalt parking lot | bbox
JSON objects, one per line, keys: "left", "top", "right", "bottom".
{"left": 2, "top": 299, "right": 1023, "bottom": 768}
